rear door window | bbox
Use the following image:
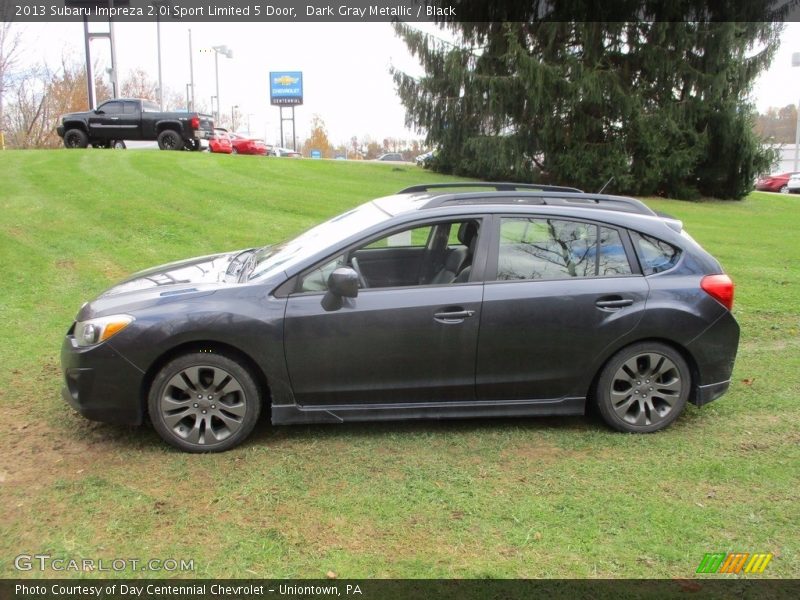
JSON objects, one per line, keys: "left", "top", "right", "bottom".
{"left": 497, "top": 217, "right": 633, "bottom": 280}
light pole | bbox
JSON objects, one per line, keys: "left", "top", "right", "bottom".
{"left": 231, "top": 105, "right": 239, "bottom": 131}
{"left": 211, "top": 45, "right": 233, "bottom": 123}
{"left": 151, "top": 1, "right": 169, "bottom": 110}
{"left": 793, "top": 52, "right": 800, "bottom": 172}
{"left": 188, "top": 28, "right": 195, "bottom": 111}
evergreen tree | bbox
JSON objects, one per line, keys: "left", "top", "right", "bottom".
{"left": 392, "top": 3, "right": 784, "bottom": 199}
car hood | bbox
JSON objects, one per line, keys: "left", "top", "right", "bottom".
{"left": 76, "top": 251, "right": 251, "bottom": 320}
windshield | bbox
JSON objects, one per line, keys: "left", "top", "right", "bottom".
{"left": 246, "top": 201, "right": 391, "bottom": 281}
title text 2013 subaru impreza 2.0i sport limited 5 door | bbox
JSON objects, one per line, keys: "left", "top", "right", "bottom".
{"left": 61, "top": 183, "right": 740, "bottom": 452}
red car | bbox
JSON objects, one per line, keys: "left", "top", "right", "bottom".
{"left": 208, "top": 128, "right": 233, "bottom": 154}
{"left": 755, "top": 172, "right": 797, "bottom": 193}
{"left": 229, "top": 133, "right": 268, "bottom": 155}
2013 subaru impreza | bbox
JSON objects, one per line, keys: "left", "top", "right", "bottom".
{"left": 61, "top": 183, "right": 739, "bottom": 452}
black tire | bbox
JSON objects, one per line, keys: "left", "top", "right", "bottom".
{"left": 184, "top": 138, "right": 201, "bottom": 151}
{"left": 157, "top": 129, "right": 183, "bottom": 150}
{"left": 780, "top": 185, "right": 788, "bottom": 194}
{"left": 595, "top": 342, "right": 690, "bottom": 433}
{"left": 148, "top": 352, "right": 262, "bottom": 452}
{"left": 63, "top": 128, "right": 89, "bottom": 149}
{"left": 231, "top": 146, "right": 238, "bottom": 154}
{"left": 112, "top": 140, "right": 127, "bottom": 150}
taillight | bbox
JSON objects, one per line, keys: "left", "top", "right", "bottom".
{"left": 190, "top": 115, "right": 200, "bottom": 129}
{"left": 701, "top": 274, "right": 734, "bottom": 310}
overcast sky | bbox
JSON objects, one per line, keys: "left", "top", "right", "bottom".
{"left": 10, "top": 20, "right": 800, "bottom": 145}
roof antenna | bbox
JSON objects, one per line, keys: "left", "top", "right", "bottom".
{"left": 598, "top": 177, "right": 614, "bottom": 194}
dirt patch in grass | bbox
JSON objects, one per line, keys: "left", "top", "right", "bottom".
{"left": 500, "top": 440, "right": 587, "bottom": 464}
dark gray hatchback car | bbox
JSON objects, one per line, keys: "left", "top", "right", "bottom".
{"left": 61, "top": 183, "right": 739, "bottom": 452}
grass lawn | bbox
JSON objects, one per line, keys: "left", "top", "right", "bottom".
{"left": 0, "top": 150, "right": 797, "bottom": 579}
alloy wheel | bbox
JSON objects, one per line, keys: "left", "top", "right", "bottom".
{"left": 608, "top": 352, "right": 683, "bottom": 427}
{"left": 159, "top": 364, "right": 247, "bottom": 445}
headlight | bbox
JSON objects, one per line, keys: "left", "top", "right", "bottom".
{"left": 73, "top": 314, "right": 134, "bottom": 347}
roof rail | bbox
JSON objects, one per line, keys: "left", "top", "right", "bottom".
{"left": 397, "top": 182, "right": 584, "bottom": 194}
{"left": 420, "top": 191, "right": 657, "bottom": 216}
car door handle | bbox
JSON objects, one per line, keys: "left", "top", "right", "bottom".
{"left": 109, "top": 117, "right": 120, "bottom": 120}
{"left": 433, "top": 309, "right": 475, "bottom": 323}
{"left": 595, "top": 296, "right": 634, "bottom": 310}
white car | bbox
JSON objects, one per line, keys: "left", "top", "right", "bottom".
{"left": 272, "top": 147, "right": 302, "bottom": 158}
{"left": 788, "top": 173, "right": 800, "bottom": 194}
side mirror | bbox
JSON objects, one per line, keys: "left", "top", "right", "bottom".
{"left": 321, "top": 267, "right": 359, "bottom": 312}
{"left": 94, "top": 109, "right": 105, "bottom": 114}
{"left": 329, "top": 267, "right": 359, "bottom": 298}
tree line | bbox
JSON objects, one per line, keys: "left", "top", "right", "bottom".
{"left": 391, "top": 3, "right": 787, "bottom": 199}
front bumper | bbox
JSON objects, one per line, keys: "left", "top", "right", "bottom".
{"left": 56, "top": 125, "right": 65, "bottom": 138}
{"left": 60, "top": 333, "right": 146, "bottom": 425}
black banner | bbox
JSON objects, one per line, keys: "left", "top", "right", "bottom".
{"left": 2, "top": 0, "right": 800, "bottom": 23}
{"left": 2, "top": 579, "right": 800, "bottom": 600}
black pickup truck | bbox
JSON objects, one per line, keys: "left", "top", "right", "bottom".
{"left": 56, "top": 98, "right": 215, "bottom": 150}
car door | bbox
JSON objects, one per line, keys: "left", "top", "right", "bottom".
{"left": 87, "top": 101, "right": 125, "bottom": 140}
{"left": 283, "top": 217, "right": 487, "bottom": 407}
{"left": 476, "top": 215, "right": 649, "bottom": 402}
{"left": 117, "top": 100, "right": 142, "bottom": 140}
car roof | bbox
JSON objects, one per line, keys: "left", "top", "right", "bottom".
{"left": 375, "top": 182, "right": 653, "bottom": 216}
{"left": 369, "top": 182, "right": 683, "bottom": 234}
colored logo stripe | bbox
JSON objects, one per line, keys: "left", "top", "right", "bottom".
{"left": 696, "top": 553, "right": 773, "bottom": 574}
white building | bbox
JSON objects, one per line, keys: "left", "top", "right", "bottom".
{"left": 769, "top": 143, "right": 800, "bottom": 173}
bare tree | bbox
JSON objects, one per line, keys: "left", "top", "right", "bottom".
{"left": 120, "top": 68, "right": 158, "bottom": 101}
{"left": 0, "top": 16, "right": 22, "bottom": 148}
{"left": 5, "top": 59, "right": 112, "bottom": 148}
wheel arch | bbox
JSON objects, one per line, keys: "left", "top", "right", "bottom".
{"left": 62, "top": 121, "right": 88, "bottom": 132}
{"left": 139, "top": 340, "right": 272, "bottom": 419}
{"left": 156, "top": 121, "right": 183, "bottom": 134}
{"left": 587, "top": 337, "right": 701, "bottom": 406}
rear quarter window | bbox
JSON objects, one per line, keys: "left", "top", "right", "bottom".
{"left": 630, "top": 231, "right": 681, "bottom": 274}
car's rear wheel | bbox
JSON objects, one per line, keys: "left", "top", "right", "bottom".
{"left": 148, "top": 352, "right": 261, "bottom": 452}
{"left": 231, "top": 147, "right": 238, "bottom": 154}
{"left": 780, "top": 184, "right": 789, "bottom": 194}
{"left": 157, "top": 129, "right": 183, "bottom": 150}
{"left": 63, "top": 128, "right": 89, "bottom": 149}
{"left": 595, "top": 342, "right": 690, "bottom": 433}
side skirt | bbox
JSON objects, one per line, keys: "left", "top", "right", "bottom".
{"left": 272, "top": 397, "right": 585, "bottom": 425}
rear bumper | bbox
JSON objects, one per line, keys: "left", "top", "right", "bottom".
{"left": 194, "top": 129, "right": 214, "bottom": 140}
{"left": 693, "top": 380, "right": 731, "bottom": 406}
{"left": 60, "top": 334, "right": 146, "bottom": 426}
{"left": 686, "top": 310, "right": 739, "bottom": 406}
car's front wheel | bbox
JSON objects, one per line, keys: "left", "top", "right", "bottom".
{"left": 63, "top": 128, "right": 89, "bottom": 149}
{"left": 595, "top": 342, "right": 690, "bottom": 433}
{"left": 148, "top": 352, "right": 261, "bottom": 452}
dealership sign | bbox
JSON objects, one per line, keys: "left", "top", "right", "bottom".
{"left": 270, "top": 72, "right": 303, "bottom": 106}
